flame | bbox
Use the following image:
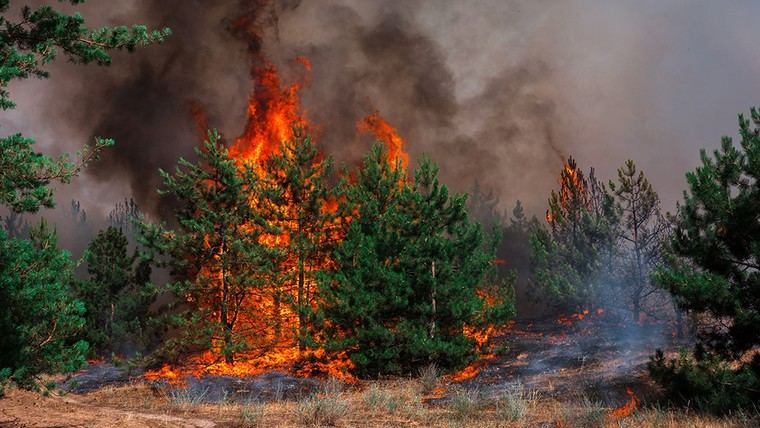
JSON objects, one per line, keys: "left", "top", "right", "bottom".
{"left": 448, "top": 353, "right": 496, "bottom": 382}
{"left": 611, "top": 387, "right": 640, "bottom": 417}
{"left": 559, "top": 161, "right": 587, "bottom": 209}
{"left": 547, "top": 158, "right": 589, "bottom": 226}
{"left": 358, "top": 112, "right": 410, "bottom": 171}
{"left": 144, "top": 364, "right": 183, "bottom": 386}
{"left": 230, "top": 60, "right": 309, "bottom": 167}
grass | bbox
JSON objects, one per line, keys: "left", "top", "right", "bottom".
{"left": 448, "top": 387, "right": 489, "bottom": 421}
{"left": 167, "top": 385, "right": 210, "bottom": 406}
{"left": 292, "top": 380, "right": 351, "bottom": 427}
{"left": 5, "top": 379, "right": 759, "bottom": 427}
{"left": 417, "top": 363, "right": 440, "bottom": 395}
{"left": 237, "top": 401, "right": 265, "bottom": 427}
{"left": 494, "top": 382, "right": 538, "bottom": 422}
{"left": 560, "top": 395, "right": 606, "bottom": 428}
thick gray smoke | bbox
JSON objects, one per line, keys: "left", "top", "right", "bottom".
{"left": 3, "top": 0, "right": 760, "bottom": 244}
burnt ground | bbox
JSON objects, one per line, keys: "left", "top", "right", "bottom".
{"left": 0, "top": 316, "right": 699, "bottom": 427}
{"left": 456, "top": 314, "right": 690, "bottom": 406}
{"left": 60, "top": 365, "right": 321, "bottom": 402}
{"left": 54, "top": 313, "right": 687, "bottom": 409}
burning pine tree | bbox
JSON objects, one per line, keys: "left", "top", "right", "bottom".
{"left": 530, "top": 157, "right": 618, "bottom": 311}
{"left": 141, "top": 56, "right": 510, "bottom": 380}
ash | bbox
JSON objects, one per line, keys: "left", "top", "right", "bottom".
{"left": 457, "top": 314, "right": 690, "bottom": 406}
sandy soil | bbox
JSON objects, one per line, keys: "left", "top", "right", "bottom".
{"left": 0, "top": 388, "right": 216, "bottom": 428}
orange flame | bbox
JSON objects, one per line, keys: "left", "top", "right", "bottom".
{"left": 611, "top": 387, "right": 640, "bottom": 418}
{"left": 230, "top": 61, "right": 308, "bottom": 167}
{"left": 358, "top": 112, "right": 410, "bottom": 171}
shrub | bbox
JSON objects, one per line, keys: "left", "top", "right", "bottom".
{"left": 649, "top": 349, "right": 760, "bottom": 414}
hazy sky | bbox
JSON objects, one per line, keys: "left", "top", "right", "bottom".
{"left": 4, "top": 0, "right": 760, "bottom": 241}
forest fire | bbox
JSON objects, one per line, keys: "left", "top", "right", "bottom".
{"left": 146, "top": 56, "right": 418, "bottom": 383}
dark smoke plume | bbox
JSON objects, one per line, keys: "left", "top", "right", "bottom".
{"left": 5, "top": 0, "right": 760, "bottom": 235}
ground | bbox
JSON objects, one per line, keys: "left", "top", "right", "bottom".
{"left": 0, "top": 316, "right": 756, "bottom": 427}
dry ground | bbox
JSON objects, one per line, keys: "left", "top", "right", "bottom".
{"left": 1, "top": 378, "right": 757, "bottom": 428}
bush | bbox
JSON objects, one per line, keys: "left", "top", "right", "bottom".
{"left": 649, "top": 349, "right": 760, "bottom": 414}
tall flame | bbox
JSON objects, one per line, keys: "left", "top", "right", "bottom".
{"left": 230, "top": 59, "right": 310, "bottom": 167}
{"left": 358, "top": 112, "right": 410, "bottom": 171}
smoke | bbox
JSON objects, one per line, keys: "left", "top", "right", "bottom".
{"left": 3, "top": 0, "right": 760, "bottom": 246}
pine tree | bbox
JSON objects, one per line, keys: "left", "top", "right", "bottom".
{"left": 259, "top": 130, "right": 337, "bottom": 350}
{"left": 0, "top": 2, "right": 170, "bottom": 390}
{"left": 650, "top": 109, "right": 760, "bottom": 411}
{"left": 75, "top": 226, "right": 156, "bottom": 356}
{"left": 530, "top": 157, "right": 617, "bottom": 309}
{"left": 2, "top": 210, "right": 28, "bottom": 238}
{"left": 107, "top": 198, "right": 141, "bottom": 242}
{"left": 141, "top": 130, "right": 279, "bottom": 364}
{"left": 609, "top": 160, "right": 668, "bottom": 322}
{"left": 0, "top": 1, "right": 170, "bottom": 212}
{"left": 314, "top": 145, "right": 512, "bottom": 377}
{"left": 0, "top": 221, "right": 88, "bottom": 390}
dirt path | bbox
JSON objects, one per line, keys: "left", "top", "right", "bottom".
{"left": 0, "top": 389, "right": 216, "bottom": 428}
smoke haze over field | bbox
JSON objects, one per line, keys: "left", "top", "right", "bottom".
{"left": 3, "top": 0, "right": 760, "bottom": 240}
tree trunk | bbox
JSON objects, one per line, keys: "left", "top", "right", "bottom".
{"left": 429, "top": 260, "right": 436, "bottom": 339}
{"left": 273, "top": 289, "right": 282, "bottom": 343}
{"left": 297, "top": 255, "right": 306, "bottom": 352}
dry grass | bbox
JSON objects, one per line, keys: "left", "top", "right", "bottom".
{"left": 1, "top": 380, "right": 758, "bottom": 427}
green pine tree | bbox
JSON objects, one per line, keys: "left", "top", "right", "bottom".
{"left": 76, "top": 226, "right": 156, "bottom": 357}
{"left": 0, "top": 221, "right": 88, "bottom": 390}
{"left": 530, "top": 157, "right": 618, "bottom": 310}
{"left": 0, "top": 1, "right": 170, "bottom": 212}
{"left": 650, "top": 108, "right": 760, "bottom": 412}
{"left": 140, "top": 130, "right": 279, "bottom": 364}
{"left": 609, "top": 160, "right": 668, "bottom": 322}
{"left": 313, "top": 145, "right": 513, "bottom": 377}
{"left": 0, "top": 2, "right": 169, "bottom": 391}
